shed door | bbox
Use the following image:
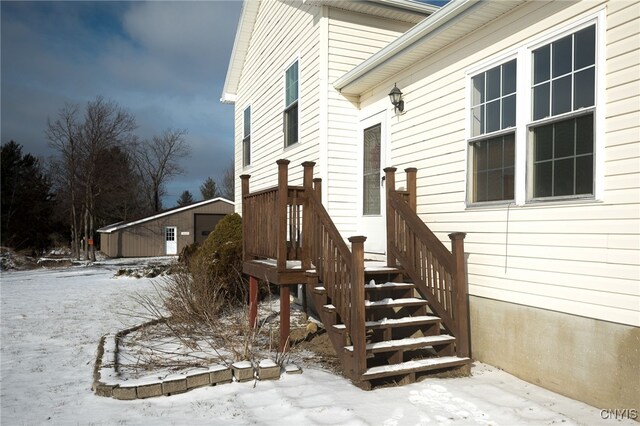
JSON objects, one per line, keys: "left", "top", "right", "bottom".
{"left": 165, "top": 226, "right": 177, "bottom": 255}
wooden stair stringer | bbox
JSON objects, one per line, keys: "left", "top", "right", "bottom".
{"left": 308, "top": 286, "right": 355, "bottom": 380}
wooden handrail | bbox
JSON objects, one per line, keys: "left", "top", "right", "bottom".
{"left": 385, "top": 168, "right": 470, "bottom": 358}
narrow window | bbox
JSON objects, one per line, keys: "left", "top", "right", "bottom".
{"left": 284, "top": 61, "right": 299, "bottom": 147}
{"left": 469, "top": 59, "right": 517, "bottom": 203}
{"left": 363, "top": 124, "right": 381, "bottom": 215}
{"left": 243, "top": 106, "right": 251, "bottom": 167}
{"left": 530, "top": 25, "right": 595, "bottom": 199}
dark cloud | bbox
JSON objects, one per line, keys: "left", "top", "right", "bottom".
{"left": 1, "top": 1, "right": 242, "bottom": 207}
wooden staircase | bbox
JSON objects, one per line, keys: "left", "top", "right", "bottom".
{"left": 310, "top": 268, "right": 470, "bottom": 389}
{"left": 241, "top": 160, "right": 471, "bottom": 389}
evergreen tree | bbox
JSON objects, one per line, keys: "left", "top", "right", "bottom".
{"left": 176, "top": 190, "right": 194, "bottom": 207}
{"left": 1, "top": 141, "right": 55, "bottom": 251}
{"left": 200, "top": 177, "right": 218, "bottom": 200}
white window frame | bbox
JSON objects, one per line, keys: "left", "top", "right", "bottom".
{"left": 465, "top": 54, "right": 519, "bottom": 206}
{"left": 465, "top": 10, "right": 605, "bottom": 207}
{"left": 283, "top": 57, "right": 300, "bottom": 148}
{"left": 242, "top": 104, "right": 251, "bottom": 168}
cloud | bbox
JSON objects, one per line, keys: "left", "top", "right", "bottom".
{"left": 1, "top": 1, "right": 242, "bottom": 207}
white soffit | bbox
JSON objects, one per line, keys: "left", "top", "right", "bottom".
{"left": 334, "top": 0, "right": 527, "bottom": 96}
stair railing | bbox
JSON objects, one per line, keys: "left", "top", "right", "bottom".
{"left": 302, "top": 162, "right": 367, "bottom": 377}
{"left": 240, "top": 159, "right": 305, "bottom": 271}
{"left": 241, "top": 160, "right": 367, "bottom": 376}
{"left": 384, "top": 167, "right": 470, "bottom": 358}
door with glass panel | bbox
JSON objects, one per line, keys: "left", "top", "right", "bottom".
{"left": 359, "top": 112, "right": 387, "bottom": 254}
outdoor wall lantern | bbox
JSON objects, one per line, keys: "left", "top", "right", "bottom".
{"left": 388, "top": 83, "right": 404, "bottom": 113}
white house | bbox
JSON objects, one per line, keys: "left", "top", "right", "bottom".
{"left": 222, "top": 0, "right": 639, "bottom": 410}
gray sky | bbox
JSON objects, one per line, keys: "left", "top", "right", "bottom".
{"left": 1, "top": 1, "right": 243, "bottom": 207}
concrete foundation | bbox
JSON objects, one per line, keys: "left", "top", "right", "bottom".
{"left": 470, "top": 296, "right": 640, "bottom": 411}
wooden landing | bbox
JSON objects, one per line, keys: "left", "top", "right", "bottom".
{"left": 243, "top": 259, "right": 307, "bottom": 285}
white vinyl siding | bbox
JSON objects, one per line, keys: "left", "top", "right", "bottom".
{"left": 326, "top": 8, "right": 413, "bottom": 238}
{"left": 357, "top": 0, "right": 639, "bottom": 326}
{"left": 233, "top": 1, "right": 322, "bottom": 212}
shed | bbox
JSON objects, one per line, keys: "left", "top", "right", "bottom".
{"left": 97, "top": 198, "right": 234, "bottom": 257}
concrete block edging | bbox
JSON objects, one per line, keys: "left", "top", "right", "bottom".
{"left": 92, "top": 319, "right": 301, "bottom": 400}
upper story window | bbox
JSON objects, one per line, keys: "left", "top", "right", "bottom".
{"left": 529, "top": 24, "right": 596, "bottom": 199}
{"left": 243, "top": 106, "right": 251, "bottom": 167}
{"left": 468, "top": 59, "right": 517, "bottom": 203}
{"left": 284, "top": 60, "right": 299, "bottom": 147}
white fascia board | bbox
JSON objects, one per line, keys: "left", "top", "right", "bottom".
{"left": 367, "top": 0, "right": 439, "bottom": 15}
{"left": 221, "top": 0, "right": 260, "bottom": 105}
{"left": 333, "top": 0, "right": 477, "bottom": 92}
{"left": 97, "top": 198, "right": 235, "bottom": 233}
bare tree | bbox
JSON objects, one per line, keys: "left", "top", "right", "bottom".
{"left": 221, "top": 161, "right": 235, "bottom": 201}
{"left": 135, "top": 128, "right": 191, "bottom": 213}
{"left": 47, "top": 97, "right": 137, "bottom": 260}
{"left": 46, "top": 103, "right": 82, "bottom": 259}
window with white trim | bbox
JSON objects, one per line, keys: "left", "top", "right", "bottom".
{"left": 468, "top": 59, "right": 517, "bottom": 203}
{"left": 467, "top": 20, "right": 599, "bottom": 206}
{"left": 243, "top": 106, "right": 251, "bottom": 167}
{"left": 284, "top": 60, "right": 299, "bottom": 147}
{"left": 529, "top": 24, "right": 596, "bottom": 199}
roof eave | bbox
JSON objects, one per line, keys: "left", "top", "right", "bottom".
{"left": 333, "top": 0, "right": 479, "bottom": 93}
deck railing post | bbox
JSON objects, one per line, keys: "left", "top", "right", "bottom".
{"left": 384, "top": 167, "right": 397, "bottom": 268}
{"left": 240, "top": 174, "right": 251, "bottom": 262}
{"left": 302, "top": 162, "right": 315, "bottom": 270}
{"left": 405, "top": 167, "right": 417, "bottom": 213}
{"left": 313, "top": 178, "right": 322, "bottom": 202}
{"left": 449, "top": 232, "right": 470, "bottom": 358}
{"left": 349, "top": 235, "right": 367, "bottom": 378}
{"left": 276, "top": 159, "right": 290, "bottom": 271}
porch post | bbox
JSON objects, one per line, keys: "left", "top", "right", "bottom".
{"left": 279, "top": 285, "right": 291, "bottom": 353}
{"left": 276, "top": 159, "right": 290, "bottom": 271}
{"left": 301, "top": 162, "right": 315, "bottom": 270}
{"left": 449, "top": 232, "right": 470, "bottom": 358}
{"left": 405, "top": 167, "right": 417, "bottom": 213}
{"left": 384, "top": 167, "right": 397, "bottom": 268}
{"left": 349, "top": 236, "right": 367, "bottom": 377}
{"left": 313, "top": 178, "right": 322, "bottom": 202}
{"left": 240, "top": 174, "right": 250, "bottom": 262}
{"left": 249, "top": 275, "right": 258, "bottom": 328}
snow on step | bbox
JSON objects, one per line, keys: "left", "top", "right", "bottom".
{"left": 332, "top": 316, "right": 440, "bottom": 331}
{"left": 362, "top": 356, "right": 470, "bottom": 377}
{"left": 365, "top": 297, "right": 425, "bottom": 307}
{"left": 364, "top": 280, "right": 414, "bottom": 289}
{"left": 345, "top": 334, "right": 454, "bottom": 352}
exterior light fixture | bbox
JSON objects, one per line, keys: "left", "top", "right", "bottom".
{"left": 388, "top": 83, "right": 404, "bottom": 113}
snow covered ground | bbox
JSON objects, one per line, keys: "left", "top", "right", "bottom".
{"left": 1, "top": 259, "right": 632, "bottom": 425}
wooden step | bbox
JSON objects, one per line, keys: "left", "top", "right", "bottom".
{"left": 361, "top": 356, "right": 471, "bottom": 380}
{"left": 365, "top": 297, "right": 427, "bottom": 309}
{"left": 344, "top": 334, "right": 455, "bottom": 353}
{"left": 364, "top": 281, "right": 414, "bottom": 290}
{"left": 333, "top": 315, "right": 440, "bottom": 332}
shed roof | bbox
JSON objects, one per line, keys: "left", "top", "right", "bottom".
{"left": 97, "top": 197, "right": 234, "bottom": 234}
{"left": 220, "top": 0, "right": 438, "bottom": 104}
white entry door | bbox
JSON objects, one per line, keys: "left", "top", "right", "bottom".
{"left": 359, "top": 111, "right": 387, "bottom": 254}
{"left": 165, "top": 226, "right": 177, "bottom": 255}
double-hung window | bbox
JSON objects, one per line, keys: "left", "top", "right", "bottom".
{"left": 467, "top": 20, "right": 598, "bottom": 206}
{"left": 529, "top": 24, "right": 596, "bottom": 199}
{"left": 243, "top": 106, "right": 251, "bottom": 167}
{"left": 284, "top": 60, "right": 299, "bottom": 147}
{"left": 468, "top": 59, "right": 517, "bottom": 203}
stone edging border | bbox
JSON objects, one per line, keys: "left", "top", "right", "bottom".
{"left": 92, "top": 319, "right": 302, "bottom": 400}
